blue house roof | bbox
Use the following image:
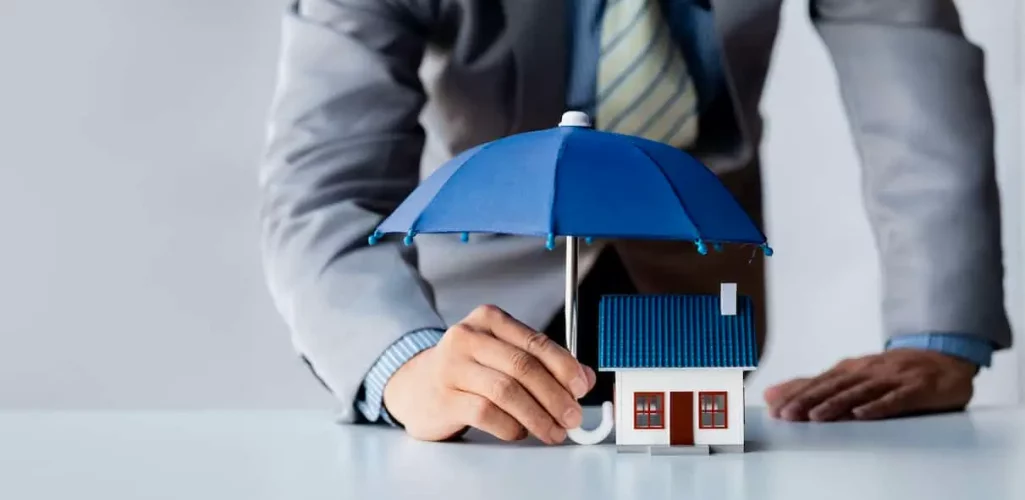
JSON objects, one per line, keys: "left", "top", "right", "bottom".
{"left": 597, "top": 294, "right": 758, "bottom": 370}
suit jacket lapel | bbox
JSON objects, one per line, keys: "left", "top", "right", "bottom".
{"left": 503, "top": 0, "right": 567, "bottom": 133}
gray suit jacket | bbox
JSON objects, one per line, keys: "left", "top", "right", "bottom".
{"left": 260, "top": 0, "right": 1012, "bottom": 422}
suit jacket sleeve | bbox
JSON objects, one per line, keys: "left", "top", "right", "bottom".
{"left": 809, "top": 0, "right": 1012, "bottom": 349}
{"left": 260, "top": 0, "right": 446, "bottom": 422}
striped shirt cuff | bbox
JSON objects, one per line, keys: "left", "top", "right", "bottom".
{"left": 356, "top": 328, "right": 446, "bottom": 426}
{"left": 886, "top": 333, "right": 994, "bottom": 368}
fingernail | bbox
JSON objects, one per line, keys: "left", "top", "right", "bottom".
{"left": 570, "top": 377, "right": 588, "bottom": 399}
{"left": 550, "top": 426, "right": 567, "bottom": 443}
{"left": 563, "top": 407, "right": 582, "bottom": 428}
{"left": 583, "top": 366, "right": 596, "bottom": 387}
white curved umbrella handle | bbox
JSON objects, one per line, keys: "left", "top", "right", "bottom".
{"left": 566, "top": 401, "right": 614, "bottom": 445}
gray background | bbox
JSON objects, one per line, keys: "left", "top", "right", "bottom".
{"left": 0, "top": 0, "right": 1020, "bottom": 409}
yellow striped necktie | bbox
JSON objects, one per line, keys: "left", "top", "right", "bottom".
{"left": 596, "top": 0, "right": 699, "bottom": 148}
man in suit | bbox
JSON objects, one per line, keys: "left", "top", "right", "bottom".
{"left": 260, "top": 0, "right": 1012, "bottom": 444}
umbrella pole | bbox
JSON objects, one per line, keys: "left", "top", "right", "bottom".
{"left": 565, "top": 236, "right": 578, "bottom": 358}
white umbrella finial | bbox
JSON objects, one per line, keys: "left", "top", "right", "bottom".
{"left": 560, "top": 111, "right": 592, "bottom": 128}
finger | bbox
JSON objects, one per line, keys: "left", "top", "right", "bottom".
{"left": 808, "top": 379, "right": 898, "bottom": 422}
{"left": 467, "top": 333, "right": 583, "bottom": 429}
{"left": 852, "top": 384, "right": 924, "bottom": 420}
{"left": 455, "top": 391, "right": 527, "bottom": 441}
{"left": 767, "top": 369, "right": 849, "bottom": 419}
{"left": 764, "top": 378, "right": 813, "bottom": 417}
{"left": 455, "top": 361, "right": 566, "bottom": 445}
{"left": 466, "top": 305, "right": 589, "bottom": 399}
{"left": 778, "top": 373, "right": 865, "bottom": 421}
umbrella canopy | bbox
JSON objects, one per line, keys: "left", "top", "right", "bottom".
{"left": 370, "top": 112, "right": 770, "bottom": 255}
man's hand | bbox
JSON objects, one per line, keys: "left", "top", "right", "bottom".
{"left": 383, "top": 305, "right": 596, "bottom": 444}
{"left": 764, "top": 349, "right": 976, "bottom": 422}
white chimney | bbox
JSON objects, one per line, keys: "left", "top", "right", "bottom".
{"left": 720, "top": 283, "right": 737, "bottom": 316}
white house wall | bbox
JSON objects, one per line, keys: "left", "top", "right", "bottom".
{"left": 613, "top": 369, "right": 745, "bottom": 446}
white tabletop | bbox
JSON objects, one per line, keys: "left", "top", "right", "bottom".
{"left": 1, "top": 407, "right": 1022, "bottom": 500}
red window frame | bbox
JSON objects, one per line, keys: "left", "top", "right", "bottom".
{"left": 698, "top": 391, "right": 728, "bottom": 429}
{"left": 633, "top": 392, "right": 665, "bottom": 429}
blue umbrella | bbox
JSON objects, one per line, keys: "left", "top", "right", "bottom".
{"left": 371, "top": 112, "right": 770, "bottom": 255}
{"left": 368, "top": 111, "right": 772, "bottom": 444}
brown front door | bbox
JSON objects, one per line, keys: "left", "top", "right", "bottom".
{"left": 670, "top": 391, "right": 694, "bottom": 446}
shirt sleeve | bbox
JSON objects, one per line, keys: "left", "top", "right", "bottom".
{"left": 356, "top": 328, "right": 446, "bottom": 426}
{"left": 886, "top": 333, "right": 994, "bottom": 368}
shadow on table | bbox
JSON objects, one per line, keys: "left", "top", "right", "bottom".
{"left": 457, "top": 406, "right": 993, "bottom": 452}
{"left": 744, "top": 406, "right": 1003, "bottom": 453}
{"left": 391, "top": 406, "right": 995, "bottom": 452}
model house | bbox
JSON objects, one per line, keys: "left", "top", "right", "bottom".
{"left": 597, "top": 283, "right": 758, "bottom": 454}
